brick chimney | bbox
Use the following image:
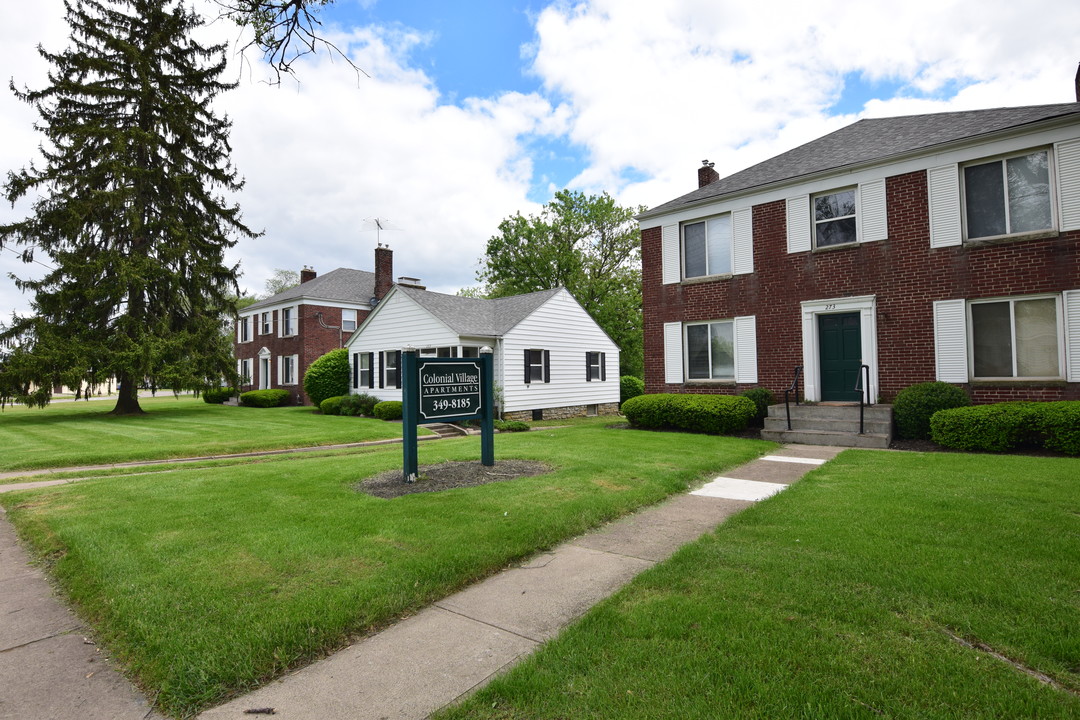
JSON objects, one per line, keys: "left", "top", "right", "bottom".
{"left": 374, "top": 244, "right": 394, "bottom": 300}
{"left": 698, "top": 159, "right": 719, "bottom": 188}
{"left": 300, "top": 265, "right": 316, "bottom": 284}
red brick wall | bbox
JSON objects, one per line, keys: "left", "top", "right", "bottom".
{"left": 643, "top": 170, "right": 1080, "bottom": 403}
{"left": 234, "top": 304, "right": 371, "bottom": 404}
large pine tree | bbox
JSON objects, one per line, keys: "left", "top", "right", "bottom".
{"left": 0, "top": 0, "right": 257, "bottom": 414}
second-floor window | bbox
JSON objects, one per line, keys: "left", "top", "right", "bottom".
{"left": 238, "top": 317, "right": 251, "bottom": 343}
{"left": 281, "top": 307, "right": 295, "bottom": 336}
{"left": 813, "top": 188, "right": 857, "bottom": 247}
{"left": 683, "top": 214, "right": 731, "bottom": 278}
{"left": 963, "top": 149, "right": 1052, "bottom": 240}
{"left": 342, "top": 309, "right": 357, "bottom": 332}
{"left": 260, "top": 311, "right": 272, "bottom": 335}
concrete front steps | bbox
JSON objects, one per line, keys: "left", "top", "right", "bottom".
{"left": 761, "top": 403, "right": 893, "bottom": 449}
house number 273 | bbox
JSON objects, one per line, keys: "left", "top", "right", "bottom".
{"left": 824, "top": 304, "right": 836, "bottom": 310}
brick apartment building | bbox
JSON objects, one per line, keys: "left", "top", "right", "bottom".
{"left": 233, "top": 245, "right": 418, "bottom": 404}
{"left": 637, "top": 101, "right": 1080, "bottom": 406}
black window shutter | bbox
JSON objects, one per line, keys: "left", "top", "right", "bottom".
{"left": 524, "top": 349, "right": 531, "bottom": 384}
{"left": 543, "top": 350, "right": 550, "bottom": 383}
{"left": 451, "top": 346, "right": 458, "bottom": 357}
{"left": 352, "top": 353, "right": 359, "bottom": 389}
{"left": 367, "top": 352, "right": 374, "bottom": 388}
{"left": 379, "top": 352, "right": 384, "bottom": 389}
{"left": 395, "top": 351, "right": 402, "bottom": 389}
{"left": 585, "top": 352, "right": 591, "bottom": 382}
{"left": 601, "top": 352, "right": 607, "bottom": 381}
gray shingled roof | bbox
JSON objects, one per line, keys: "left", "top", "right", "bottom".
{"left": 245, "top": 267, "right": 376, "bottom": 311}
{"left": 641, "top": 102, "right": 1080, "bottom": 219}
{"left": 395, "top": 286, "right": 563, "bottom": 336}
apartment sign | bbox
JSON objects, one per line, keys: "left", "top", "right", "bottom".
{"left": 418, "top": 361, "right": 483, "bottom": 420}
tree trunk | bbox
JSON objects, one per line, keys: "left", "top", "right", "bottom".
{"left": 111, "top": 373, "right": 144, "bottom": 415}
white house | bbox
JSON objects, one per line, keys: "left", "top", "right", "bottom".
{"left": 344, "top": 285, "right": 620, "bottom": 420}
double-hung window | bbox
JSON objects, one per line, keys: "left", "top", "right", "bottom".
{"left": 524, "top": 349, "right": 549, "bottom": 383}
{"left": 683, "top": 215, "right": 732, "bottom": 278}
{"left": 238, "top": 317, "right": 251, "bottom": 343}
{"left": 963, "top": 149, "right": 1053, "bottom": 240}
{"left": 281, "top": 355, "right": 298, "bottom": 385}
{"left": 381, "top": 351, "right": 400, "bottom": 389}
{"left": 260, "top": 312, "right": 272, "bottom": 335}
{"left": 686, "top": 321, "right": 734, "bottom": 380}
{"left": 813, "top": 188, "right": 857, "bottom": 247}
{"left": 281, "top": 307, "right": 295, "bottom": 336}
{"left": 586, "top": 352, "right": 606, "bottom": 381}
{"left": 970, "top": 296, "right": 1061, "bottom": 379}
{"left": 238, "top": 359, "right": 251, "bottom": 384}
{"left": 341, "top": 309, "right": 357, "bottom": 332}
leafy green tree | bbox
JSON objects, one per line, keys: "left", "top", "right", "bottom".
{"left": 0, "top": 0, "right": 258, "bottom": 414}
{"left": 264, "top": 268, "right": 300, "bottom": 297}
{"left": 476, "top": 190, "right": 645, "bottom": 376}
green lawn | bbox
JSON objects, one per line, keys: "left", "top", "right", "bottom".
{"left": 0, "top": 424, "right": 772, "bottom": 717}
{"left": 0, "top": 396, "right": 417, "bottom": 471}
{"left": 437, "top": 450, "right": 1080, "bottom": 720}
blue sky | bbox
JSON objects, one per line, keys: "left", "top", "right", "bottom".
{"left": 1, "top": 0, "right": 1078, "bottom": 314}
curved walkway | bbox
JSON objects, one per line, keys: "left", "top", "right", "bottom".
{"left": 0, "top": 444, "right": 842, "bottom": 720}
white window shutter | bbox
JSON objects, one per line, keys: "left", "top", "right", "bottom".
{"left": 858, "top": 178, "right": 888, "bottom": 242}
{"left": 928, "top": 165, "right": 962, "bottom": 248}
{"left": 1055, "top": 139, "right": 1080, "bottom": 232}
{"left": 933, "top": 299, "right": 968, "bottom": 383}
{"left": 1064, "top": 289, "right": 1080, "bottom": 382}
{"left": 732, "top": 207, "right": 754, "bottom": 275}
{"left": 663, "top": 322, "right": 683, "bottom": 384}
{"left": 734, "top": 315, "right": 758, "bottom": 384}
{"left": 661, "top": 224, "right": 680, "bottom": 284}
{"left": 786, "top": 195, "right": 811, "bottom": 253}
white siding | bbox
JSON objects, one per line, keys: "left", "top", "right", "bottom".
{"left": 501, "top": 289, "right": 620, "bottom": 413}
{"left": 786, "top": 195, "right": 811, "bottom": 253}
{"left": 733, "top": 315, "right": 758, "bottom": 384}
{"left": 661, "top": 224, "right": 680, "bottom": 284}
{"left": 732, "top": 207, "right": 754, "bottom": 275}
{"left": 928, "top": 164, "right": 963, "bottom": 248}
{"left": 933, "top": 299, "right": 968, "bottom": 383}
{"left": 1056, "top": 138, "right": 1080, "bottom": 232}
{"left": 858, "top": 178, "right": 888, "bottom": 242}
{"left": 663, "top": 322, "right": 683, "bottom": 385}
{"left": 345, "top": 291, "right": 461, "bottom": 402}
{"left": 1064, "top": 289, "right": 1080, "bottom": 383}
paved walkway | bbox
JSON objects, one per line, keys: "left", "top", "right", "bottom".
{"left": 0, "top": 445, "right": 842, "bottom": 720}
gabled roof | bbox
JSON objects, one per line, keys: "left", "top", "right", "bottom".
{"left": 640, "top": 102, "right": 1080, "bottom": 219}
{"left": 395, "top": 285, "right": 563, "bottom": 337}
{"left": 245, "top": 268, "right": 376, "bottom": 312}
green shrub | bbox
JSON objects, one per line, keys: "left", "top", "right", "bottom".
{"left": 320, "top": 395, "right": 346, "bottom": 416}
{"left": 303, "top": 349, "right": 350, "bottom": 407}
{"left": 341, "top": 393, "right": 380, "bottom": 417}
{"left": 239, "top": 389, "right": 290, "bottom": 408}
{"left": 739, "top": 387, "right": 775, "bottom": 426}
{"left": 619, "top": 375, "right": 645, "bottom": 405}
{"left": 202, "top": 387, "right": 235, "bottom": 404}
{"left": 893, "top": 381, "right": 971, "bottom": 440}
{"left": 931, "top": 401, "right": 1080, "bottom": 455}
{"left": 1033, "top": 402, "right": 1080, "bottom": 455}
{"left": 494, "top": 419, "right": 530, "bottom": 432}
{"left": 373, "top": 400, "right": 403, "bottom": 421}
{"left": 621, "top": 393, "right": 756, "bottom": 435}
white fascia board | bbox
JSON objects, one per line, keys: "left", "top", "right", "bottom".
{"left": 639, "top": 122, "right": 1080, "bottom": 231}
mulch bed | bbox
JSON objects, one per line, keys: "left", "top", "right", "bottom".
{"left": 357, "top": 459, "right": 552, "bottom": 499}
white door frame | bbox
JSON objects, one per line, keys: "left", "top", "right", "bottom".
{"left": 258, "top": 347, "right": 271, "bottom": 389}
{"left": 800, "top": 295, "right": 877, "bottom": 402}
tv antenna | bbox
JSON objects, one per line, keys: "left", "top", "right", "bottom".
{"left": 360, "top": 217, "right": 402, "bottom": 245}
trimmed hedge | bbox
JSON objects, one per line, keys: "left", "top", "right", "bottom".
{"left": 320, "top": 395, "right": 346, "bottom": 416}
{"left": 930, "top": 401, "right": 1080, "bottom": 455}
{"left": 621, "top": 393, "right": 756, "bottom": 435}
{"left": 373, "top": 400, "right": 403, "bottom": 421}
{"left": 619, "top": 376, "right": 644, "bottom": 405}
{"left": 202, "top": 387, "right": 235, "bottom": 404}
{"left": 739, "top": 387, "right": 775, "bottom": 426}
{"left": 239, "top": 389, "right": 290, "bottom": 408}
{"left": 494, "top": 419, "right": 530, "bottom": 432}
{"left": 342, "top": 393, "right": 380, "bottom": 417}
{"left": 893, "top": 381, "right": 971, "bottom": 440}
{"left": 303, "top": 349, "right": 350, "bottom": 407}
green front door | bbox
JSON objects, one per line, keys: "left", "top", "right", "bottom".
{"left": 819, "top": 312, "right": 862, "bottom": 401}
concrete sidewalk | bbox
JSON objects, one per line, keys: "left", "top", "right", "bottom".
{"left": 0, "top": 445, "right": 842, "bottom": 720}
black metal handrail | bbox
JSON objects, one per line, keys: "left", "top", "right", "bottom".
{"left": 855, "top": 364, "right": 871, "bottom": 434}
{"left": 784, "top": 365, "right": 803, "bottom": 430}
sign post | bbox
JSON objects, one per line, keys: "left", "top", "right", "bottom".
{"left": 402, "top": 346, "right": 494, "bottom": 482}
